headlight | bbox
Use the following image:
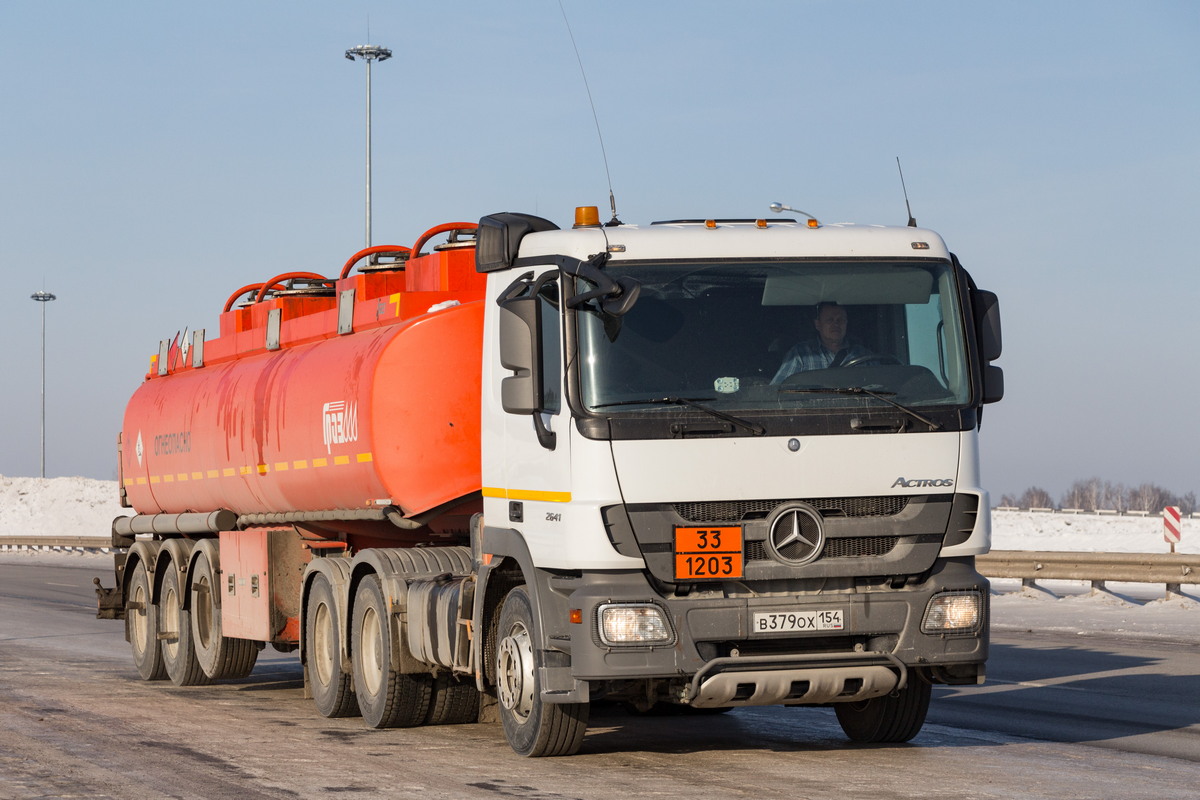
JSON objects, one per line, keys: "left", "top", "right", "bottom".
{"left": 922, "top": 591, "right": 983, "bottom": 634}
{"left": 597, "top": 603, "right": 674, "bottom": 646}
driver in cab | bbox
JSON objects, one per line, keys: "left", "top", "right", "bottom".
{"left": 771, "top": 301, "right": 871, "bottom": 384}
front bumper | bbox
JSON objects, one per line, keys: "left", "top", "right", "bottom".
{"left": 558, "top": 557, "right": 987, "bottom": 706}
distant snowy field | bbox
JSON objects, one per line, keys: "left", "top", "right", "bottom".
{"left": 2, "top": 475, "right": 1194, "bottom": 553}
{"left": 2, "top": 475, "right": 1195, "bottom": 642}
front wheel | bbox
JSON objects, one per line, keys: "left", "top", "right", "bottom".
{"left": 834, "top": 672, "right": 931, "bottom": 743}
{"left": 495, "top": 585, "right": 588, "bottom": 757}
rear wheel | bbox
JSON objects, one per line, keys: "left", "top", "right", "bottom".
{"left": 351, "top": 574, "right": 431, "bottom": 728}
{"left": 306, "top": 574, "right": 359, "bottom": 718}
{"left": 834, "top": 672, "right": 931, "bottom": 743}
{"left": 426, "top": 674, "right": 480, "bottom": 725}
{"left": 127, "top": 560, "right": 166, "bottom": 681}
{"left": 190, "top": 545, "right": 258, "bottom": 680}
{"left": 495, "top": 585, "right": 588, "bottom": 757}
{"left": 160, "top": 560, "right": 211, "bottom": 686}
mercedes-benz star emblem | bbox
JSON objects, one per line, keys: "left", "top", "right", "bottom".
{"left": 767, "top": 504, "right": 825, "bottom": 565}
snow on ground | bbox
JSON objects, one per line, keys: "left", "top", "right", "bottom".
{"left": 0, "top": 475, "right": 128, "bottom": 538}
{"left": 990, "top": 508, "right": 1197, "bottom": 555}
{"left": 2, "top": 477, "right": 1196, "bottom": 642}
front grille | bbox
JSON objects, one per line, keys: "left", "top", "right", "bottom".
{"left": 674, "top": 496, "right": 908, "bottom": 523}
{"left": 824, "top": 536, "right": 898, "bottom": 558}
{"left": 746, "top": 536, "right": 899, "bottom": 562}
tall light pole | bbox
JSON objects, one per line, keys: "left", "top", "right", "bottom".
{"left": 30, "top": 290, "right": 56, "bottom": 478}
{"left": 345, "top": 43, "right": 392, "bottom": 248}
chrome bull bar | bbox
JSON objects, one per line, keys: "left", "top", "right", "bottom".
{"left": 683, "top": 651, "right": 908, "bottom": 708}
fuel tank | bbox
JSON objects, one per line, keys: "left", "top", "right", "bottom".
{"left": 119, "top": 232, "right": 486, "bottom": 523}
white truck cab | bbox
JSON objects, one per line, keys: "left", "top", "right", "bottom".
{"left": 474, "top": 209, "right": 1002, "bottom": 754}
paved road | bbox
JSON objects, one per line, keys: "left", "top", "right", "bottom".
{"left": 1, "top": 553, "right": 1197, "bottom": 799}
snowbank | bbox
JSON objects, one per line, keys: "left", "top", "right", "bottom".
{"left": 1, "top": 476, "right": 1195, "bottom": 555}
{"left": 990, "top": 509, "right": 1195, "bottom": 555}
{"left": 0, "top": 475, "right": 128, "bottom": 538}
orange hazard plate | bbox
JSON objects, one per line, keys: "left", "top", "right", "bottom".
{"left": 674, "top": 526, "right": 743, "bottom": 580}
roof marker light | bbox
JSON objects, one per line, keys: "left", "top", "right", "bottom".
{"left": 756, "top": 219, "right": 768, "bottom": 228}
{"left": 705, "top": 219, "right": 717, "bottom": 229}
{"left": 911, "top": 241, "right": 930, "bottom": 250}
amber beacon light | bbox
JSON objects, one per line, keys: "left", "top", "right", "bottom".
{"left": 574, "top": 206, "right": 601, "bottom": 228}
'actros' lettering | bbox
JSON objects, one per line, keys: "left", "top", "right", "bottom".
{"left": 891, "top": 477, "right": 954, "bottom": 488}
{"left": 323, "top": 401, "right": 359, "bottom": 454}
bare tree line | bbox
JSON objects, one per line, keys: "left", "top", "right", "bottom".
{"left": 999, "top": 478, "right": 1196, "bottom": 514}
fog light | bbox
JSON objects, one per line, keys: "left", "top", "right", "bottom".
{"left": 922, "top": 591, "right": 983, "bottom": 634}
{"left": 597, "top": 603, "right": 673, "bottom": 646}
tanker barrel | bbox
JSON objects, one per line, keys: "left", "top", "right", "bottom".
{"left": 113, "top": 510, "right": 239, "bottom": 537}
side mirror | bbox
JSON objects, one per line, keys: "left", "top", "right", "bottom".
{"left": 498, "top": 295, "right": 557, "bottom": 449}
{"left": 498, "top": 297, "right": 541, "bottom": 415}
{"left": 972, "top": 290, "right": 1002, "bottom": 362}
{"left": 982, "top": 364, "right": 1004, "bottom": 404}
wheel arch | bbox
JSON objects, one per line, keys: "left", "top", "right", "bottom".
{"left": 122, "top": 539, "right": 162, "bottom": 602}
{"left": 152, "top": 538, "right": 195, "bottom": 608}
{"left": 474, "top": 527, "right": 551, "bottom": 692}
{"left": 299, "top": 555, "right": 353, "bottom": 671}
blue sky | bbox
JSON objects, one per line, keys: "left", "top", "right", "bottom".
{"left": 1, "top": 1, "right": 1197, "bottom": 503}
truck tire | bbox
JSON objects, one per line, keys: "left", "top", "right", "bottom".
{"left": 426, "top": 675, "right": 480, "bottom": 725}
{"left": 834, "top": 672, "right": 931, "bottom": 743}
{"left": 160, "top": 559, "right": 211, "bottom": 686}
{"left": 190, "top": 545, "right": 258, "bottom": 681}
{"left": 351, "top": 574, "right": 431, "bottom": 728}
{"left": 127, "top": 559, "right": 166, "bottom": 681}
{"left": 495, "top": 585, "right": 589, "bottom": 757}
{"left": 306, "top": 573, "right": 359, "bottom": 718}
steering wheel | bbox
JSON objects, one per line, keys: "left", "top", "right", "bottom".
{"left": 841, "top": 353, "right": 902, "bottom": 368}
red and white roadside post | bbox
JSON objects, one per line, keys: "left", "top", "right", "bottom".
{"left": 1163, "top": 505, "right": 1182, "bottom": 554}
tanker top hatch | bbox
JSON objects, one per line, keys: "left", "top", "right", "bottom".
{"left": 357, "top": 250, "right": 411, "bottom": 273}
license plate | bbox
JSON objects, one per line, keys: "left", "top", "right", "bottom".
{"left": 674, "top": 526, "right": 743, "bottom": 580}
{"left": 752, "top": 608, "right": 844, "bottom": 633}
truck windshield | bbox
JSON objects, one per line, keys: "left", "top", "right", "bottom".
{"left": 575, "top": 259, "right": 972, "bottom": 415}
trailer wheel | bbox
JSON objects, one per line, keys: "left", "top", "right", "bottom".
{"left": 351, "top": 574, "right": 431, "bottom": 728}
{"left": 426, "top": 674, "right": 480, "bottom": 725}
{"left": 834, "top": 672, "right": 931, "bottom": 743}
{"left": 160, "top": 560, "right": 211, "bottom": 686}
{"left": 495, "top": 585, "right": 588, "bottom": 757}
{"left": 306, "top": 573, "right": 359, "bottom": 718}
{"left": 127, "top": 560, "right": 166, "bottom": 681}
{"left": 191, "top": 546, "right": 258, "bottom": 681}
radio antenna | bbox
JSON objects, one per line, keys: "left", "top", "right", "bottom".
{"left": 896, "top": 156, "right": 916, "bottom": 227}
{"left": 558, "top": 0, "right": 621, "bottom": 226}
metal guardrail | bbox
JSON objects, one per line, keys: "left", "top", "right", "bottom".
{"left": 3, "top": 537, "right": 1196, "bottom": 599}
{"left": 995, "top": 506, "right": 1200, "bottom": 518}
{"left": 979, "top": 550, "right": 1198, "bottom": 599}
{"left": 0, "top": 536, "right": 123, "bottom": 551}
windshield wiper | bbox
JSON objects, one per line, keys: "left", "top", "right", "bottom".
{"left": 781, "top": 386, "right": 943, "bottom": 431}
{"left": 591, "top": 396, "right": 766, "bottom": 436}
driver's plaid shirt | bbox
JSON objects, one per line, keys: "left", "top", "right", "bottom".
{"left": 770, "top": 340, "right": 870, "bottom": 384}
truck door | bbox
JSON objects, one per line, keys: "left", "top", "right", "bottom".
{"left": 484, "top": 270, "right": 574, "bottom": 564}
